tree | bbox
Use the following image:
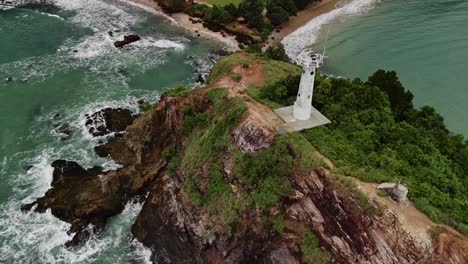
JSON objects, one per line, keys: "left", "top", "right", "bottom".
{"left": 267, "top": 5, "right": 290, "bottom": 25}
{"left": 367, "top": 70, "right": 414, "bottom": 121}
{"left": 208, "top": 5, "right": 234, "bottom": 24}
{"left": 267, "top": 0, "right": 297, "bottom": 25}
{"left": 238, "top": 0, "right": 265, "bottom": 30}
{"left": 223, "top": 3, "right": 238, "bottom": 17}
{"left": 293, "top": 0, "right": 319, "bottom": 10}
{"left": 265, "top": 45, "right": 289, "bottom": 62}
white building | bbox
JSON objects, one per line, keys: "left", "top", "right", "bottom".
{"left": 274, "top": 49, "right": 330, "bottom": 132}
{"left": 293, "top": 50, "right": 324, "bottom": 120}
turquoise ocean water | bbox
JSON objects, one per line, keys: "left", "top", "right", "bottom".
{"left": 0, "top": 0, "right": 220, "bottom": 262}
{"left": 2, "top": 0, "right": 468, "bottom": 262}
{"left": 284, "top": 0, "right": 468, "bottom": 135}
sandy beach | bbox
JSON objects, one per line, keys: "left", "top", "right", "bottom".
{"left": 126, "top": 0, "right": 342, "bottom": 49}
{"left": 267, "top": 0, "right": 343, "bottom": 45}
{"left": 125, "top": 0, "right": 239, "bottom": 49}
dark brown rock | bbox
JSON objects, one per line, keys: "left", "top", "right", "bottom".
{"left": 54, "top": 123, "right": 72, "bottom": 140}
{"left": 85, "top": 108, "right": 138, "bottom": 137}
{"left": 114, "top": 34, "right": 141, "bottom": 48}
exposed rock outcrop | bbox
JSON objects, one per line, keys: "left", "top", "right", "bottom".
{"left": 22, "top": 53, "right": 467, "bottom": 263}
{"left": 54, "top": 123, "right": 72, "bottom": 140}
{"left": 377, "top": 182, "right": 408, "bottom": 204}
{"left": 85, "top": 108, "right": 138, "bottom": 137}
{"left": 232, "top": 118, "right": 275, "bottom": 152}
{"left": 114, "top": 34, "right": 141, "bottom": 48}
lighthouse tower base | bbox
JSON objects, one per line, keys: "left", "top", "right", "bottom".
{"left": 274, "top": 105, "right": 330, "bottom": 132}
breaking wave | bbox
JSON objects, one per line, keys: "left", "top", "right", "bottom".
{"left": 0, "top": 145, "right": 148, "bottom": 263}
{"left": 282, "top": 0, "right": 379, "bottom": 60}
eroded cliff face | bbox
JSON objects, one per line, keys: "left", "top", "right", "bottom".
{"left": 22, "top": 53, "right": 467, "bottom": 263}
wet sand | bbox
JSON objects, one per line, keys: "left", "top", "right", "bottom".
{"left": 126, "top": 0, "right": 238, "bottom": 49}
{"left": 267, "top": 0, "right": 343, "bottom": 45}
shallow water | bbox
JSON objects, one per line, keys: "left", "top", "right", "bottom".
{"left": 284, "top": 0, "right": 468, "bottom": 135}
{"left": 0, "top": 0, "right": 220, "bottom": 262}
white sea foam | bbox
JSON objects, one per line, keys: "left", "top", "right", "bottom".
{"left": 134, "top": 37, "right": 186, "bottom": 51}
{"left": 37, "top": 11, "right": 64, "bottom": 20}
{"left": 54, "top": 0, "right": 140, "bottom": 31}
{"left": 74, "top": 97, "right": 141, "bottom": 141}
{"left": 116, "top": 0, "right": 177, "bottom": 24}
{"left": 130, "top": 239, "right": 153, "bottom": 264}
{"left": 282, "top": 0, "right": 379, "bottom": 60}
{"left": 0, "top": 147, "right": 150, "bottom": 263}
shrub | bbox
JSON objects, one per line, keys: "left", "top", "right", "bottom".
{"left": 267, "top": 5, "right": 290, "bottom": 26}
{"left": 138, "top": 100, "right": 154, "bottom": 112}
{"left": 301, "top": 229, "right": 331, "bottom": 264}
{"left": 185, "top": 3, "right": 211, "bottom": 18}
{"left": 260, "top": 74, "right": 300, "bottom": 105}
{"left": 208, "top": 5, "right": 235, "bottom": 24}
{"left": 183, "top": 112, "right": 208, "bottom": 134}
{"left": 186, "top": 175, "right": 207, "bottom": 207}
{"left": 165, "top": 85, "right": 191, "bottom": 97}
{"left": 223, "top": 3, "right": 239, "bottom": 17}
{"left": 265, "top": 45, "right": 289, "bottom": 62}
{"left": 167, "top": 157, "right": 180, "bottom": 177}
{"left": 238, "top": 0, "right": 265, "bottom": 30}
{"left": 299, "top": 71, "right": 468, "bottom": 233}
{"left": 267, "top": 0, "right": 297, "bottom": 25}
{"left": 230, "top": 73, "right": 242, "bottom": 82}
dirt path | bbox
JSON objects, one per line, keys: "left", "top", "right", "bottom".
{"left": 209, "top": 55, "right": 284, "bottom": 128}
{"left": 208, "top": 54, "right": 467, "bottom": 261}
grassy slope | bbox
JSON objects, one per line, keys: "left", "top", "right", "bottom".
{"left": 165, "top": 53, "right": 331, "bottom": 262}
{"left": 207, "top": 52, "right": 300, "bottom": 85}
{"left": 247, "top": 66, "right": 468, "bottom": 234}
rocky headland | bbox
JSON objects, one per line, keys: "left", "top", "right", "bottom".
{"left": 22, "top": 53, "right": 468, "bottom": 263}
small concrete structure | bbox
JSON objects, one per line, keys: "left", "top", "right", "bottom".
{"left": 377, "top": 182, "right": 408, "bottom": 205}
{"left": 274, "top": 48, "right": 330, "bottom": 132}
{"left": 274, "top": 105, "right": 330, "bottom": 132}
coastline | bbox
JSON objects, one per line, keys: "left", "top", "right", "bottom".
{"left": 267, "top": 0, "right": 343, "bottom": 45}
{"left": 126, "top": 0, "right": 343, "bottom": 51}
{"left": 125, "top": 0, "right": 239, "bottom": 50}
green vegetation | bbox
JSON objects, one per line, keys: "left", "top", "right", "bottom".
{"left": 207, "top": 5, "right": 235, "bottom": 24}
{"left": 377, "top": 189, "right": 389, "bottom": 197}
{"left": 164, "top": 85, "right": 192, "bottom": 97}
{"left": 208, "top": 53, "right": 299, "bottom": 85}
{"left": 207, "top": 54, "right": 253, "bottom": 84}
{"left": 138, "top": 100, "right": 155, "bottom": 113}
{"left": 180, "top": 88, "right": 248, "bottom": 224}
{"left": 267, "top": 0, "right": 297, "bottom": 26}
{"left": 238, "top": 0, "right": 265, "bottom": 30}
{"left": 167, "top": 82, "right": 326, "bottom": 228}
{"left": 263, "top": 215, "right": 286, "bottom": 233}
{"left": 251, "top": 68, "right": 468, "bottom": 233}
{"left": 207, "top": 0, "right": 243, "bottom": 7}
{"left": 229, "top": 73, "right": 242, "bottom": 82}
{"left": 234, "top": 137, "right": 294, "bottom": 209}
{"left": 301, "top": 229, "right": 331, "bottom": 264}
{"left": 264, "top": 45, "right": 290, "bottom": 62}
{"left": 179, "top": 0, "right": 323, "bottom": 49}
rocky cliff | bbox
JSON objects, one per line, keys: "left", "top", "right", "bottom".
{"left": 22, "top": 53, "right": 467, "bottom": 263}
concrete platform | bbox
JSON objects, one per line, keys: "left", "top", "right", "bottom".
{"left": 274, "top": 105, "right": 331, "bottom": 132}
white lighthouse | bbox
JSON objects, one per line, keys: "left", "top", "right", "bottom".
{"left": 274, "top": 48, "right": 330, "bottom": 132}
{"left": 293, "top": 49, "right": 324, "bottom": 120}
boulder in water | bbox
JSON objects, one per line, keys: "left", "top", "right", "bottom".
{"left": 196, "top": 74, "right": 204, "bottom": 84}
{"left": 54, "top": 123, "right": 72, "bottom": 140}
{"left": 85, "top": 108, "right": 138, "bottom": 137}
{"left": 114, "top": 34, "right": 141, "bottom": 48}
{"left": 21, "top": 159, "right": 122, "bottom": 246}
{"left": 49, "top": 113, "right": 61, "bottom": 120}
